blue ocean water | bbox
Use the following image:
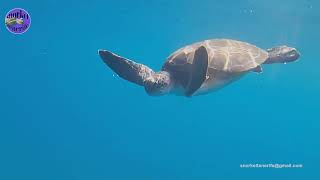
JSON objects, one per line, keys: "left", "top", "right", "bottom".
{"left": 1, "top": 0, "right": 319, "bottom": 179}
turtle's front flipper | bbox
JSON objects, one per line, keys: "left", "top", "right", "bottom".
{"left": 99, "top": 50, "right": 154, "bottom": 86}
{"left": 185, "top": 46, "right": 208, "bottom": 97}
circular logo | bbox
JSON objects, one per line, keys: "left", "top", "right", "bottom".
{"left": 5, "top": 8, "right": 31, "bottom": 34}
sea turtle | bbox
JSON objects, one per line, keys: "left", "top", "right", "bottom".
{"left": 98, "top": 39, "right": 300, "bottom": 97}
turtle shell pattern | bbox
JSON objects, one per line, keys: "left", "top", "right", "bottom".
{"left": 162, "top": 39, "right": 269, "bottom": 94}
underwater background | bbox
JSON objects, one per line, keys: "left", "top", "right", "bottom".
{"left": 1, "top": 0, "right": 320, "bottom": 179}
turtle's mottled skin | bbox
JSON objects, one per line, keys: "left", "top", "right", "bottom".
{"left": 99, "top": 39, "right": 300, "bottom": 97}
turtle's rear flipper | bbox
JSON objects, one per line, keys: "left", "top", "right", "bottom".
{"left": 99, "top": 50, "right": 154, "bottom": 86}
{"left": 185, "top": 46, "right": 208, "bottom": 97}
{"left": 252, "top": 65, "right": 263, "bottom": 73}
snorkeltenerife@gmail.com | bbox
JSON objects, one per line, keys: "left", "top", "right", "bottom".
{"left": 240, "top": 163, "right": 303, "bottom": 169}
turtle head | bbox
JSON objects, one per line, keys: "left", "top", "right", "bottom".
{"left": 278, "top": 46, "right": 300, "bottom": 62}
{"left": 144, "top": 71, "right": 174, "bottom": 96}
{"left": 266, "top": 46, "right": 300, "bottom": 64}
